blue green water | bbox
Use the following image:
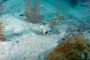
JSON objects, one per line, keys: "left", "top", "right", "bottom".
{"left": 0, "top": 0, "right": 90, "bottom": 60}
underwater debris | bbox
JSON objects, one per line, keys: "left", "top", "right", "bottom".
{"left": 24, "top": 0, "right": 44, "bottom": 23}
{"left": 47, "top": 36, "right": 90, "bottom": 60}
{"left": 0, "top": 21, "right": 6, "bottom": 41}
{"left": 47, "top": 0, "right": 67, "bottom": 26}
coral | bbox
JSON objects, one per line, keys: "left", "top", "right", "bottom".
{"left": 24, "top": 0, "right": 44, "bottom": 23}
{"left": 0, "top": 21, "right": 6, "bottom": 41}
{"left": 47, "top": 0, "right": 67, "bottom": 26}
{"left": 47, "top": 36, "right": 90, "bottom": 60}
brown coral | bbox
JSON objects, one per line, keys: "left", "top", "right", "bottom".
{"left": 47, "top": 36, "right": 90, "bottom": 60}
{"left": 0, "top": 21, "right": 5, "bottom": 41}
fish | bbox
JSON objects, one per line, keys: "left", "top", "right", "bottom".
{"left": 19, "top": 14, "right": 26, "bottom": 17}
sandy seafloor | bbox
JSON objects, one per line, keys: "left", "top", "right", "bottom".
{"left": 0, "top": 0, "right": 90, "bottom": 60}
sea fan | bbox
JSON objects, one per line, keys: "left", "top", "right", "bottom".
{"left": 47, "top": 0, "right": 67, "bottom": 26}
{"left": 24, "top": 0, "right": 44, "bottom": 23}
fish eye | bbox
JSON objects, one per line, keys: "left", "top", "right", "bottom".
{"left": 43, "top": 23, "right": 45, "bottom": 25}
{"left": 45, "top": 31, "right": 48, "bottom": 34}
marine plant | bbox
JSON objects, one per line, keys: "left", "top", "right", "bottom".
{"left": 47, "top": 36, "right": 90, "bottom": 60}
{"left": 0, "top": 21, "right": 6, "bottom": 41}
{"left": 24, "top": 0, "right": 44, "bottom": 23}
{"left": 47, "top": 0, "right": 67, "bottom": 26}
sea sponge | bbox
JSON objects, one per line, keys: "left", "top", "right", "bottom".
{"left": 0, "top": 21, "right": 5, "bottom": 41}
{"left": 47, "top": 36, "right": 90, "bottom": 60}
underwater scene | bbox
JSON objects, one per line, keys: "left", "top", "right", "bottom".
{"left": 0, "top": 0, "right": 90, "bottom": 60}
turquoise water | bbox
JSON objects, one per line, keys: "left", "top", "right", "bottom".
{"left": 0, "top": 0, "right": 90, "bottom": 60}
